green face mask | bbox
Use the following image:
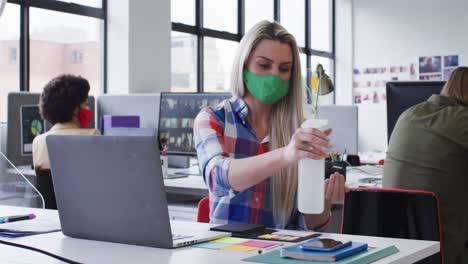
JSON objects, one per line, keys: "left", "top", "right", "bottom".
{"left": 243, "top": 69, "right": 289, "bottom": 105}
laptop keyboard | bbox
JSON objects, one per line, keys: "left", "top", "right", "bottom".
{"left": 172, "top": 234, "right": 192, "bottom": 240}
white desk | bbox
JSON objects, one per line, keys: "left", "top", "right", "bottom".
{"left": 8, "top": 163, "right": 383, "bottom": 196}
{"left": 163, "top": 166, "right": 384, "bottom": 198}
{"left": 0, "top": 206, "right": 439, "bottom": 264}
{"left": 346, "top": 166, "right": 383, "bottom": 188}
{"left": 164, "top": 176, "right": 208, "bottom": 197}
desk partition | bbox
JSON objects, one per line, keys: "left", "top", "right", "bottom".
{"left": 97, "top": 94, "right": 161, "bottom": 132}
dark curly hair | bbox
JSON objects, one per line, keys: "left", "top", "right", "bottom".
{"left": 39, "top": 74, "right": 90, "bottom": 125}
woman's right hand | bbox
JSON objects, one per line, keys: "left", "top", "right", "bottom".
{"left": 282, "top": 127, "right": 332, "bottom": 165}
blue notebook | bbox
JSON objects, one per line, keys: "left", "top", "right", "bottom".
{"left": 280, "top": 242, "right": 368, "bottom": 262}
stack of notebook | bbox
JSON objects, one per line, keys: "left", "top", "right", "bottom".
{"left": 280, "top": 241, "right": 368, "bottom": 262}
{"left": 243, "top": 239, "right": 399, "bottom": 264}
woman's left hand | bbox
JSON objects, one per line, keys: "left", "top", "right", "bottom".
{"left": 303, "top": 172, "right": 349, "bottom": 230}
{"left": 324, "top": 172, "right": 349, "bottom": 203}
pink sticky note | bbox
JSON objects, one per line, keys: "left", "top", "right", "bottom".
{"left": 239, "top": 240, "right": 278, "bottom": 248}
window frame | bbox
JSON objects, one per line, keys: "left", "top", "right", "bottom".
{"left": 6, "top": 0, "right": 107, "bottom": 93}
{"left": 171, "top": 0, "right": 335, "bottom": 96}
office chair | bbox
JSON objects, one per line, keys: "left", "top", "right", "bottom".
{"left": 341, "top": 188, "right": 443, "bottom": 264}
{"left": 35, "top": 169, "right": 57, "bottom": 209}
{"left": 197, "top": 197, "right": 210, "bottom": 223}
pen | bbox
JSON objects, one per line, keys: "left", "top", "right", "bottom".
{"left": 258, "top": 243, "right": 284, "bottom": 254}
{"left": 0, "top": 214, "right": 36, "bottom": 224}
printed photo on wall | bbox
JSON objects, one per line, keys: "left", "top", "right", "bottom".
{"left": 354, "top": 93, "right": 362, "bottom": 104}
{"left": 419, "top": 56, "right": 442, "bottom": 74}
{"left": 442, "top": 55, "right": 459, "bottom": 81}
{"left": 419, "top": 74, "right": 442, "bottom": 81}
{"left": 444, "top": 55, "right": 459, "bottom": 67}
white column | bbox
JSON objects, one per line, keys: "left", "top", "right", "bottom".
{"left": 334, "top": 0, "right": 353, "bottom": 105}
{"left": 107, "top": 0, "right": 171, "bottom": 94}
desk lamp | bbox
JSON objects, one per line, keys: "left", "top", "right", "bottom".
{"left": 312, "top": 63, "right": 334, "bottom": 113}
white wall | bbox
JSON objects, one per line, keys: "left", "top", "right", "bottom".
{"left": 335, "top": 0, "right": 353, "bottom": 106}
{"left": 107, "top": 0, "right": 129, "bottom": 94}
{"left": 107, "top": 0, "right": 171, "bottom": 94}
{"left": 349, "top": 0, "right": 468, "bottom": 152}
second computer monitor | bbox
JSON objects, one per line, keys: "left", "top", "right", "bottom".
{"left": 158, "top": 93, "right": 231, "bottom": 155}
{"left": 386, "top": 81, "right": 444, "bottom": 141}
{"left": 20, "top": 105, "right": 46, "bottom": 156}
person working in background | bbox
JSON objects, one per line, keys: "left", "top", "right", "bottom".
{"left": 33, "top": 74, "right": 100, "bottom": 169}
{"left": 383, "top": 67, "right": 468, "bottom": 263}
{"left": 194, "top": 21, "right": 347, "bottom": 230}
{"left": 33, "top": 75, "right": 99, "bottom": 209}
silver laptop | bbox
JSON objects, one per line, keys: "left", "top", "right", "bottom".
{"left": 46, "top": 135, "right": 228, "bottom": 248}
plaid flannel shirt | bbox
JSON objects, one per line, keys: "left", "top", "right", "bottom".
{"left": 194, "top": 97, "right": 329, "bottom": 230}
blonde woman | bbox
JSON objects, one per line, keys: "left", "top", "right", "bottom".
{"left": 194, "top": 21, "right": 346, "bottom": 230}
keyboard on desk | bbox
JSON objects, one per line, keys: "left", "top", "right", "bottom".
{"left": 354, "top": 165, "right": 383, "bottom": 176}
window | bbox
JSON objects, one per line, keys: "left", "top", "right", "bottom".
{"left": 0, "top": 4, "right": 20, "bottom": 122}
{"left": 245, "top": 0, "right": 273, "bottom": 32}
{"left": 310, "top": 0, "right": 333, "bottom": 52}
{"left": 52, "top": 0, "right": 102, "bottom": 8}
{"left": 0, "top": 0, "right": 106, "bottom": 107}
{"left": 29, "top": 7, "right": 104, "bottom": 96}
{"left": 171, "top": 32, "right": 197, "bottom": 92}
{"left": 171, "top": 0, "right": 335, "bottom": 97}
{"left": 281, "top": 0, "right": 305, "bottom": 48}
{"left": 204, "top": 0, "right": 237, "bottom": 33}
{"left": 300, "top": 53, "right": 307, "bottom": 78}
{"left": 171, "top": 0, "right": 195, "bottom": 26}
{"left": 204, "top": 38, "right": 238, "bottom": 92}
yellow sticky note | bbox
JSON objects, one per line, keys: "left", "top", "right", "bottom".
{"left": 221, "top": 245, "right": 258, "bottom": 252}
{"left": 212, "top": 237, "right": 250, "bottom": 244}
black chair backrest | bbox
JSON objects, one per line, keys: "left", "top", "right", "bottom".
{"left": 342, "top": 189, "right": 440, "bottom": 242}
{"left": 35, "top": 169, "right": 57, "bottom": 209}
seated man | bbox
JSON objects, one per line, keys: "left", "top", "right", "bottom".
{"left": 33, "top": 74, "right": 100, "bottom": 170}
{"left": 383, "top": 67, "right": 468, "bottom": 263}
{"left": 33, "top": 75, "right": 99, "bottom": 209}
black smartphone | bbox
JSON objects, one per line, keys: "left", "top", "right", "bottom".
{"left": 300, "top": 238, "right": 352, "bottom": 252}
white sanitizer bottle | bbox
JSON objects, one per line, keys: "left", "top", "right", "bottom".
{"left": 297, "top": 119, "right": 328, "bottom": 214}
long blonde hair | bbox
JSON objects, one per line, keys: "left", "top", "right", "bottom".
{"left": 231, "top": 20, "right": 304, "bottom": 228}
{"left": 441, "top": 67, "right": 468, "bottom": 105}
